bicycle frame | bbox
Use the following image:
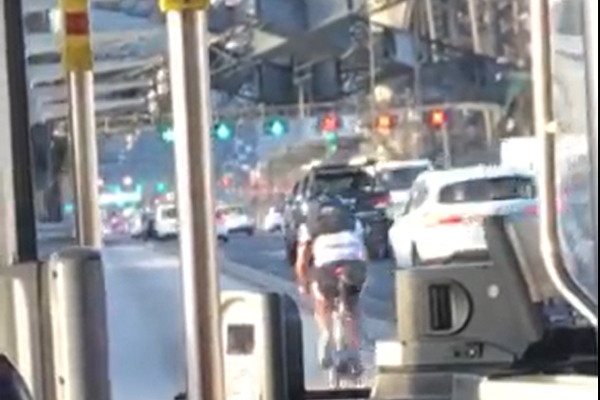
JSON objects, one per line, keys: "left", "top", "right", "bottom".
{"left": 328, "top": 265, "right": 361, "bottom": 388}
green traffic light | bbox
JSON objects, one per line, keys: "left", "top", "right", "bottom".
{"left": 265, "top": 118, "right": 288, "bottom": 136}
{"left": 213, "top": 122, "right": 234, "bottom": 140}
{"left": 157, "top": 123, "right": 174, "bottom": 142}
{"left": 323, "top": 131, "right": 338, "bottom": 143}
{"left": 161, "top": 129, "right": 174, "bottom": 142}
{"left": 323, "top": 131, "right": 338, "bottom": 155}
{"left": 156, "top": 182, "right": 167, "bottom": 192}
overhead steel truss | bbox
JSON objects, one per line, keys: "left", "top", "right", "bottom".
{"left": 31, "top": 0, "right": 531, "bottom": 131}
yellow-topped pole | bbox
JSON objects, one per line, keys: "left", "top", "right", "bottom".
{"left": 157, "top": 0, "right": 225, "bottom": 400}
{"left": 59, "top": 0, "right": 101, "bottom": 248}
{"left": 60, "top": 0, "right": 93, "bottom": 71}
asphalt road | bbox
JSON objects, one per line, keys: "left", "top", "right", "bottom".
{"left": 158, "top": 231, "right": 398, "bottom": 322}
{"left": 33, "top": 235, "right": 396, "bottom": 399}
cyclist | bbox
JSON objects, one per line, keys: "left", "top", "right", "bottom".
{"left": 294, "top": 194, "right": 367, "bottom": 370}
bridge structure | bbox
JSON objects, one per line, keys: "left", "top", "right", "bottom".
{"left": 23, "top": 0, "right": 531, "bottom": 219}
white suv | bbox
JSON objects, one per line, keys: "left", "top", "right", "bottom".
{"left": 388, "top": 166, "right": 537, "bottom": 267}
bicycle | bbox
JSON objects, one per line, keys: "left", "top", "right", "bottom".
{"left": 327, "top": 265, "right": 363, "bottom": 389}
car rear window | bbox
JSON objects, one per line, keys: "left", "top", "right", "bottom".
{"left": 439, "top": 176, "right": 536, "bottom": 203}
{"left": 162, "top": 208, "right": 177, "bottom": 219}
{"left": 312, "top": 171, "right": 377, "bottom": 194}
{"left": 379, "top": 166, "right": 429, "bottom": 190}
{"left": 219, "top": 207, "right": 245, "bottom": 216}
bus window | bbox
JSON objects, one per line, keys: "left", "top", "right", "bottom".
{"left": 551, "top": 0, "right": 597, "bottom": 304}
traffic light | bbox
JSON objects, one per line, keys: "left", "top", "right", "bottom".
{"left": 324, "top": 131, "right": 338, "bottom": 154}
{"left": 264, "top": 117, "right": 288, "bottom": 137}
{"left": 158, "top": 123, "right": 174, "bottom": 142}
{"left": 156, "top": 182, "right": 167, "bottom": 193}
{"left": 318, "top": 112, "right": 341, "bottom": 133}
{"left": 428, "top": 110, "right": 448, "bottom": 128}
{"left": 213, "top": 121, "right": 234, "bottom": 140}
{"left": 220, "top": 175, "right": 232, "bottom": 187}
{"left": 374, "top": 113, "right": 396, "bottom": 134}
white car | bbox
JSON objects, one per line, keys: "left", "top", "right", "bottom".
{"left": 217, "top": 205, "right": 255, "bottom": 235}
{"left": 215, "top": 214, "right": 229, "bottom": 243}
{"left": 388, "top": 166, "right": 537, "bottom": 267}
{"left": 263, "top": 206, "right": 284, "bottom": 232}
{"left": 153, "top": 203, "right": 229, "bottom": 242}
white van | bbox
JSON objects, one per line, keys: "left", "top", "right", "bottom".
{"left": 154, "top": 203, "right": 179, "bottom": 239}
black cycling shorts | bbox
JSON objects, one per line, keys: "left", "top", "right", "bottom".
{"left": 311, "top": 260, "right": 366, "bottom": 305}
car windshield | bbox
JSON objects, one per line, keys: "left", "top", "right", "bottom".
{"left": 312, "top": 170, "right": 377, "bottom": 195}
{"left": 439, "top": 176, "right": 536, "bottom": 203}
{"left": 379, "top": 166, "right": 429, "bottom": 190}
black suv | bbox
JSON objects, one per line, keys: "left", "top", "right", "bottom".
{"left": 282, "top": 161, "right": 391, "bottom": 265}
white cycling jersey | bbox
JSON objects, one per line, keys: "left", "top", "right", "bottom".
{"left": 297, "top": 220, "right": 366, "bottom": 267}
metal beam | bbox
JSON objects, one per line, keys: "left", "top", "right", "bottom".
{"left": 26, "top": 28, "right": 165, "bottom": 57}
{"left": 33, "top": 79, "right": 153, "bottom": 102}
{"left": 38, "top": 98, "right": 146, "bottom": 122}
{"left": 28, "top": 56, "right": 162, "bottom": 85}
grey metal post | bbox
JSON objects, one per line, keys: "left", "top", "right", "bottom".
{"left": 68, "top": 71, "right": 101, "bottom": 247}
{"left": 583, "top": 0, "right": 598, "bottom": 287}
{"left": 163, "top": 7, "right": 226, "bottom": 400}
{"left": 441, "top": 124, "right": 451, "bottom": 168}
{"left": 47, "top": 247, "right": 111, "bottom": 400}
{"left": 467, "top": 0, "right": 495, "bottom": 148}
{"left": 530, "top": 0, "right": 597, "bottom": 326}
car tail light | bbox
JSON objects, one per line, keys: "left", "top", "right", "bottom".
{"left": 424, "top": 214, "right": 482, "bottom": 226}
{"left": 371, "top": 194, "right": 390, "bottom": 208}
{"left": 437, "top": 215, "right": 464, "bottom": 225}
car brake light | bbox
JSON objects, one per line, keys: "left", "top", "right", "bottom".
{"left": 424, "top": 214, "right": 483, "bottom": 226}
{"left": 372, "top": 194, "right": 390, "bottom": 208}
{"left": 437, "top": 215, "right": 463, "bottom": 224}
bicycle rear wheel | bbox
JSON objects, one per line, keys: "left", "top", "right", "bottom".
{"left": 328, "top": 282, "right": 363, "bottom": 388}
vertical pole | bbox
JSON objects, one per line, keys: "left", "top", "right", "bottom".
{"left": 68, "top": 71, "right": 101, "bottom": 247}
{"left": 530, "top": 0, "right": 597, "bottom": 325}
{"left": 467, "top": 0, "right": 494, "bottom": 150}
{"left": 583, "top": 0, "right": 598, "bottom": 287}
{"left": 1, "top": 1, "right": 44, "bottom": 396}
{"left": 161, "top": 4, "right": 225, "bottom": 400}
{"left": 60, "top": 0, "right": 100, "bottom": 248}
{"left": 4, "top": 0, "right": 37, "bottom": 261}
{"left": 467, "top": 0, "right": 482, "bottom": 53}
{"left": 367, "top": 11, "right": 376, "bottom": 127}
{"left": 424, "top": 0, "right": 438, "bottom": 50}
{"left": 441, "top": 124, "right": 451, "bottom": 168}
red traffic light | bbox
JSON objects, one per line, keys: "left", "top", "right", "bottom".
{"left": 374, "top": 113, "right": 396, "bottom": 133}
{"left": 429, "top": 110, "right": 447, "bottom": 127}
{"left": 318, "top": 112, "right": 341, "bottom": 132}
{"left": 220, "top": 175, "right": 232, "bottom": 187}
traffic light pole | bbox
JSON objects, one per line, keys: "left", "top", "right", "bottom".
{"left": 160, "top": 3, "right": 225, "bottom": 400}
